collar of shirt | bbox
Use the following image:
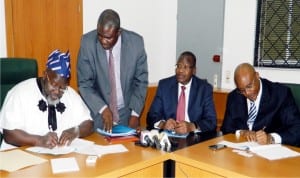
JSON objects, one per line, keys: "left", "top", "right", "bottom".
{"left": 247, "top": 78, "right": 262, "bottom": 112}
{"left": 106, "top": 35, "right": 122, "bottom": 60}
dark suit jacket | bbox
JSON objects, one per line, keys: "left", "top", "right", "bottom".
{"left": 221, "top": 78, "right": 300, "bottom": 147}
{"left": 77, "top": 29, "right": 148, "bottom": 129}
{"left": 147, "top": 75, "right": 217, "bottom": 132}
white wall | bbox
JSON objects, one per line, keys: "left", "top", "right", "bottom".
{"left": 1, "top": 0, "right": 299, "bottom": 87}
{"left": 221, "top": 0, "right": 300, "bottom": 90}
{"left": 82, "top": 0, "right": 177, "bottom": 84}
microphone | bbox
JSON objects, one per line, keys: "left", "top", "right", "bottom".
{"left": 150, "top": 129, "right": 161, "bottom": 150}
{"left": 140, "top": 130, "right": 153, "bottom": 146}
{"left": 159, "top": 132, "right": 171, "bottom": 152}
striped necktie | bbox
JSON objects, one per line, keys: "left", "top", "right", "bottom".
{"left": 247, "top": 101, "right": 257, "bottom": 130}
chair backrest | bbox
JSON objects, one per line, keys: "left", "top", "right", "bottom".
{"left": 283, "top": 83, "right": 300, "bottom": 111}
{"left": 0, "top": 58, "right": 38, "bottom": 108}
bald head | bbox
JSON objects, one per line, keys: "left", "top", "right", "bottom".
{"left": 234, "top": 63, "right": 256, "bottom": 84}
{"left": 234, "top": 63, "right": 260, "bottom": 101}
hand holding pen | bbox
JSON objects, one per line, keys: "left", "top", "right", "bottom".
{"left": 255, "top": 126, "right": 269, "bottom": 144}
{"left": 36, "top": 130, "right": 58, "bottom": 149}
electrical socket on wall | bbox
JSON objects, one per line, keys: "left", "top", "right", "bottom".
{"left": 213, "top": 74, "right": 218, "bottom": 88}
{"left": 225, "top": 70, "right": 231, "bottom": 84}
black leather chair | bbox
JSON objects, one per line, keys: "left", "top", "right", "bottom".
{"left": 0, "top": 58, "right": 38, "bottom": 107}
{"left": 0, "top": 58, "right": 38, "bottom": 145}
{"left": 283, "top": 83, "right": 300, "bottom": 111}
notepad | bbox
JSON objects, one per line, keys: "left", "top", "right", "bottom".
{"left": 50, "top": 157, "right": 79, "bottom": 174}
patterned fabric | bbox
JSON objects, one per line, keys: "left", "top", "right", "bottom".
{"left": 247, "top": 101, "right": 257, "bottom": 130}
{"left": 47, "top": 49, "right": 70, "bottom": 78}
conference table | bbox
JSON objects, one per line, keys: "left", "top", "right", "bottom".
{"left": 1, "top": 132, "right": 300, "bottom": 177}
{"left": 1, "top": 133, "right": 169, "bottom": 177}
{"left": 171, "top": 134, "right": 300, "bottom": 177}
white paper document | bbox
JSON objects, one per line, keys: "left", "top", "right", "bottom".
{"left": 26, "top": 146, "right": 75, "bottom": 155}
{"left": 26, "top": 138, "right": 94, "bottom": 155}
{"left": 0, "top": 149, "right": 47, "bottom": 172}
{"left": 219, "top": 140, "right": 300, "bottom": 160}
{"left": 218, "top": 140, "right": 260, "bottom": 150}
{"left": 75, "top": 143, "right": 128, "bottom": 156}
{"left": 249, "top": 144, "right": 300, "bottom": 160}
{"left": 50, "top": 157, "right": 79, "bottom": 174}
{"left": 25, "top": 138, "right": 128, "bottom": 157}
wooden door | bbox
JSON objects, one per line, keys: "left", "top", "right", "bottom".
{"left": 5, "top": 0, "right": 82, "bottom": 90}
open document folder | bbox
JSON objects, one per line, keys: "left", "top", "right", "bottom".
{"left": 96, "top": 125, "right": 136, "bottom": 137}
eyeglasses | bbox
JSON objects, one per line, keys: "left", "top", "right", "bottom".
{"left": 175, "top": 63, "right": 194, "bottom": 70}
{"left": 46, "top": 73, "right": 67, "bottom": 93}
{"left": 237, "top": 77, "right": 256, "bottom": 95}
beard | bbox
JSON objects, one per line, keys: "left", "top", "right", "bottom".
{"left": 46, "top": 95, "right": 60, "bottom": 106}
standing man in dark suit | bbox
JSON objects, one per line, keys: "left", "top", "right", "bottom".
{"left": 77, "top": 9, "right": 148, "bottom": 132}
{"left": 147, "top": 51, "right": 217, "bottom": 134}
{"left": 221, "top": 63, "right": 300, "bottom": 147}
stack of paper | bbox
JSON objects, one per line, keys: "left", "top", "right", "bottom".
{"left": 97, "top": 125, "right": 136, "bottom": 137}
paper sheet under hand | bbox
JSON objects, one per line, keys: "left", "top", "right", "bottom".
{"left": 26, "top": 146, "right": 75, "bottom": 155}
{"left": 26, "top": 138, "right": 94, "bottom": 155}
{"left": 0, "top": 149, "right": 47, "bottom": 172}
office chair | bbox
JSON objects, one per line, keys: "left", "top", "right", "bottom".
{"left": 0, "top": 58, "right": 38, "bottom": 145}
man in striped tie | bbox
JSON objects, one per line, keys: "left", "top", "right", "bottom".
{"left": 221, "top": 63, "right": 300, "bottom": 147}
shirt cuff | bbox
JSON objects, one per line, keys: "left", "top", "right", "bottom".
{"left": 235, "top": 130, "right": 242, "bottom": 137}
{"left": 270, "top": 133, "right": 282, "bottom": 144}
{"left": 99, "top": 105, "right": 108, "bottom": 114}
{"left": 131, "top": 110, "right": 139, "bottom": 117}
{"left": 154, "top": 120, "right": 165, "bottom": 129}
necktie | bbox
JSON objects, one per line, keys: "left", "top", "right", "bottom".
{"left": 48, "top": 105, "right": 57, "bottom": 131}
{"left": 108, "top": 50, "right": 119, "bottom": 123}
{"left": 247, "top": 101, "right": 257, "bottom": 130}
{"left": 176, "top": 86, "right": 186, "bottom": 122}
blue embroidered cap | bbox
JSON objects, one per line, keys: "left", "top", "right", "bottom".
{"left": 47, "top": 49, "right": 70, "bottom": 78}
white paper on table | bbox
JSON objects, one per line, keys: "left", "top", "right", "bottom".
{"left": 25, "top": 138, "right": 94, "bottom": 155}
{"left": 0, "top": 149, "right": 47, "bottom": 172}
{"left": 69, "top": 138, "right": 95, "bottom": 151}
{"left": 26, "top": 146, "right": 75, "bottom": 155}
{"left": 249, "top": 144, "right": 300, "bottom": 160}
{"left": 75, "top": 143, "right": 128, "bottom": 157}
{"left": 218, "top": 140, "right": 260, "bottom": 150}
{"left": 50, "top": 157, "right": 79, "bottom": 174}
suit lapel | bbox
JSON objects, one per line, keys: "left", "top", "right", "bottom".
{"left": 253, "top": 79, "right": 270, "bottom": 129}
{"left": 168, "top": 78, "right": 179, "bottom": 118}
{"left": 96, "top": 41, "right": 110, "bottom": 91}
{"left": 120, "top": 32, "right": 129, "bottom": 93}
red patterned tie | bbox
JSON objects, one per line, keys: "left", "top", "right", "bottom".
{"left": 108, "top": 50, "right": 119, "bottom": 123}
{"left": 176, "top": 86, "right": 186, "bottom": 122}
